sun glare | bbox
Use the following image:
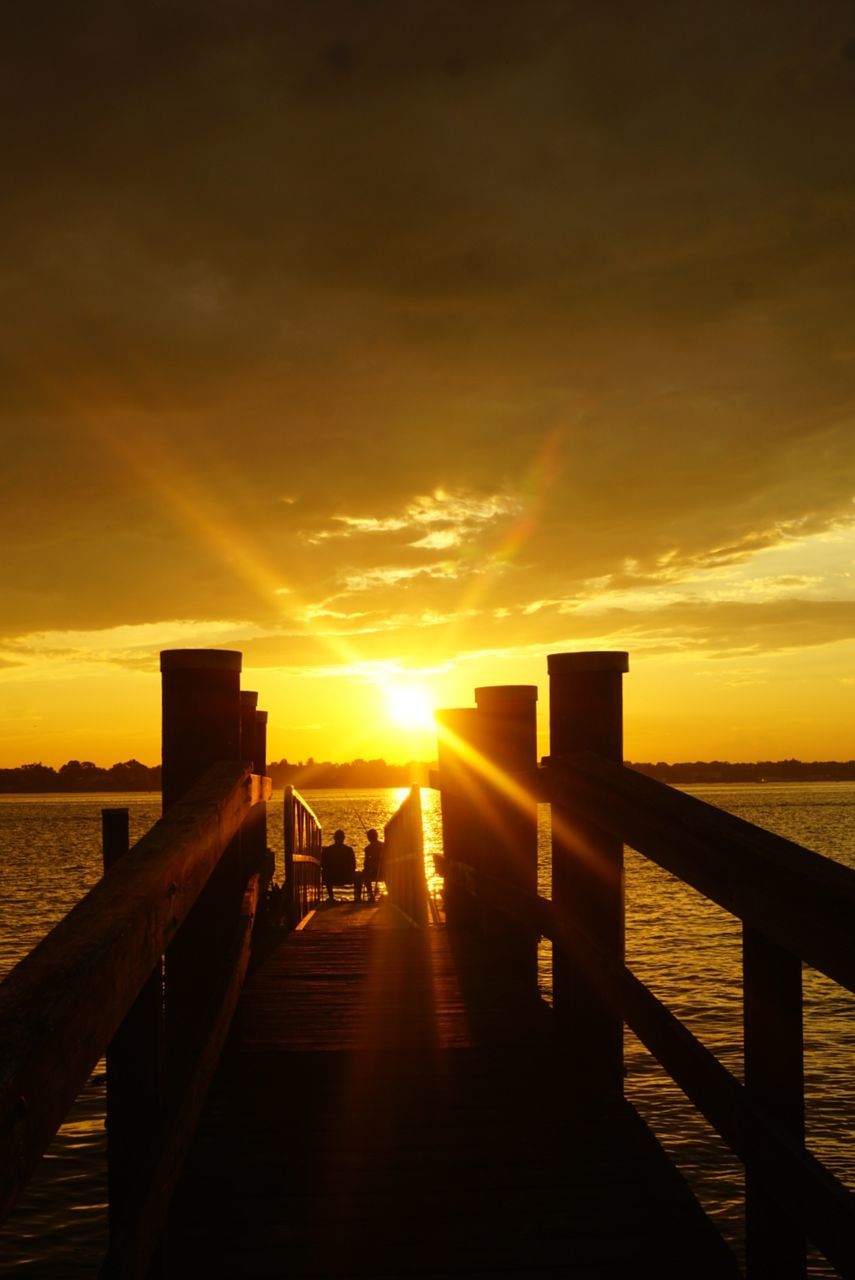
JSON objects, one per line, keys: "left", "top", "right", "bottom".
{"left": 384, "top": 684, "right": 435, "bottom": 731}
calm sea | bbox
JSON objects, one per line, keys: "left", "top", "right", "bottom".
{"left": 1, "top": 782, "right": 854, "bottom": 1276}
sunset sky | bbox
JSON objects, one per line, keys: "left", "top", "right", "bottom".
{"left": 2, "top": 1, "right": 855, "bottom": 768}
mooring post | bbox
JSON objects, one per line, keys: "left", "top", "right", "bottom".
{"left": 435, "top": 707, "right": 485, "bottom": 932}
{"left": 743, "top": 927, "right": 806, "bottom": 1277}
{"left": 473, "top": 685, "right": 539, "bottom": 989}
{"left": 102, "top": 808, "right": 165, "bottom": 1275}
{"left": 548, "top": 651, "right": 628, "bottom": 1092}
{"left": 160, "top": 649, "right": 242, "bottom": 1042}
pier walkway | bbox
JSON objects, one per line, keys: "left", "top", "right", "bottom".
{"left": 5, "top": 647, "right": 855, "bottom": 1278}
{"left": 169, "top": 903, "right": 737, "bottom": 1278}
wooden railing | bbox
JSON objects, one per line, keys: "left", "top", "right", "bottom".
{"left": 0, "top": 760, "right": 269, "bottom": 1278}
{"left": 383, "top": 786, "right": 428, "bottom": 926}
{"left": 435, "top": 652, "right": 855, "bottom": 1279}
{"left": 283, "top": 784, "right": 323, "bottom": 927}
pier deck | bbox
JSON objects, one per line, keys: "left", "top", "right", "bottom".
{"left": 169, "top": 903, "right": 739, "bottom": 1278}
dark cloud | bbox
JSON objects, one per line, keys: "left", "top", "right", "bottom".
{"left": 2, "top": 1, "right": 855, "bottom": 651}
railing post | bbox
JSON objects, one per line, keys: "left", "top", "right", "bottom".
{"left": 435, "top": 707, "right": 484, "bottom": 932}
{"left": 284, "top": 784, "right": 296, "bottom": 927}
{"left": 743, "top": 927, "right": 806, "bottom": 1277}
{"left": 548, "top": 651, "right": 628, "bottom": 1093}
{"left": 160, "top": 648, "right": 242, "bottom": 1038}
{"left": 102, "top": 807, "right": 165, "bottom": 1277}
{"left": 473, "top": 685, "right": 539, "bottom": 989}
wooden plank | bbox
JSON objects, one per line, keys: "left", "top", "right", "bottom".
{"left": 169, "top": 913, "right": 741, "bottom": 1278}
{"left": 0, "top": 761, "right": 259, "bottom": 1224}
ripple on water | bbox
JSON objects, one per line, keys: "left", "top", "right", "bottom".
{"left": 2, "top": 783, "right": 855, "bottom": 1276}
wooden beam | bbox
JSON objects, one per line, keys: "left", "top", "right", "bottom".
{"left": 743, "top": 926, "right": 806, "bottom": 1277}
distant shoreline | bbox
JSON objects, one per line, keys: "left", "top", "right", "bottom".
{"left": 629, "top": 761, "right": 855, "bottom": 784}
{"left": 2, "top": 758, "right": 855, "bottom": 792}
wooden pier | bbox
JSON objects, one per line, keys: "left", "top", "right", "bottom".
{"left": 168, "top": 901, "right": 736, "bottom": 1278}
{"left": 2, "top": 648, "right": 855, "bottom": 1277}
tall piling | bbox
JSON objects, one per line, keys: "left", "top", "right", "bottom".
{"left": 239, "top": 690, "right": 267, "bottom": 883}
{"left": 548, "top": 651, "right": 628, "bottom": 1091}
{"left": 160, "top": 649, "right": 243, "bottom": 1045}
{"left": 435, "top": 707, "right": 484, "bottom": 932}
{"left": 473, "top": 685, "right": 539, "bottom": 989}
{"left": 161, "top": 650, "right": 242, "bottom": 812}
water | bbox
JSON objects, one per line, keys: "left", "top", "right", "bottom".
{"left": 0, "top": 788, "right": 440, "bottom": 1275}
{"left": 622, "top": 784, "right": 855, "bottom": 1277}
{"left": 1, "top": 783, "right": 854, "bottom": 1275}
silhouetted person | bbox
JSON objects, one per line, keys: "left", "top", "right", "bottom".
{"left": 361, "top": 829, "right": 384, "bottom": 902}
{"left": 321, "top": 829, "right": 356, "bottom": 901}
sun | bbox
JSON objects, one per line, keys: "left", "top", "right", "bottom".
{"left": 384, "top": 683, "right": 435, "bottom": 732}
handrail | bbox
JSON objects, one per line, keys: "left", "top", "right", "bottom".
{"left": 384, "top": 786, "right": 428, "bottom": 926}
{"left": 543, "top": 752, "right": 855, "bottom": 991}
{"left": 0, "top": 760, "right": 269, "bottom": 1229}
{"left": 283, "top": 784, "right": 323, "bottom": 926}
{"left": 438, "top": 752, "right": 855, "bottom": 989}
{"left": 102, "top": 873, "right": 261, "bottom": 1278}
{"left": 441, "top": 855, "right": 855, "bottom": 1276}
{"left": 438, "top": 744, "right": 855, "bottom": 1276}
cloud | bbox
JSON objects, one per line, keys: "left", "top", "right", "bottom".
{"left": 304, "top": 488, "right": 520, "bottom": 544}
{"left": 0, "top": 0, "right": 854, "bottom": 669}
{"left": 339, "top": 563, "right": 461, "bottom": 591}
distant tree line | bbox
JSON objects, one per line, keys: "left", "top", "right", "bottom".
{"left": 266, "top": 758, "right": 430, "bottom": 788}
{"left": 0, "top": 757, "right": 428, "bottom": 793}
{"left": 629, "top": 760, "right": 855, "bottom": 784}
{"left": 4, "top": 756, "right": 855, "bottom": 793}
{"left": 0, "top": 759, "right": 162, "bottom": 793}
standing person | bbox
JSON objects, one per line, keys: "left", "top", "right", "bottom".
{"left": 321, "top": 829, "right": 356, "bottom": 902}
{"left": 362, "top": 829, "right": 384, "bottom": 902}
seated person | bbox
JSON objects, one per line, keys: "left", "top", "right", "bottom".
{"left": 360, "top": 829, "right": 385, "bottom": 902}
{"left": 321, "top": 829, "right": 357, "bottom": 902}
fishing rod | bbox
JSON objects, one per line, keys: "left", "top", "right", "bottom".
{"left": 341, "top": 794, "right": 371, "bottom": 837}
{"left": 341, "top": 794, "right": 384, "bottom": 901}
